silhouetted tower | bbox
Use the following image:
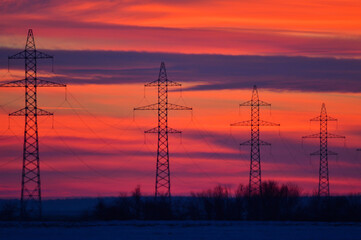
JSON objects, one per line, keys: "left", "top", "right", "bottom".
{"left": 231, "top": 85, "right": 279, "bottom": 196}
{"left": 134, "top": 62, "right": 191, "bottom": 199}
{"left": 302, "top": 103, "right": 345, "bottom": 197}
{"left": 0, "top": 29, "right": 66, "bottom": 218}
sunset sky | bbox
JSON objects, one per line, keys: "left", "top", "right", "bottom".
{"left": 0, "top": 0, "right": 360, "bottom": 198}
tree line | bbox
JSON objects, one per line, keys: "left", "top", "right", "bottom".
{"left": 1, "top": 180, "right": 360, "bottom": 221}
{"left": 92, "top": 181, "right": 360, "bottom": 222}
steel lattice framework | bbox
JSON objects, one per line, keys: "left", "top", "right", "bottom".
{"left": 134, "top": 62, "right": 191, "bottom": 199}
{"left": 0, "top": 29, "right": 66, "bottom": 218}
{"left": 303, "top": 103, "right": 345, "bottom": 197}
{"left": 231, "top": 85, "right": 279, "bottom": 196}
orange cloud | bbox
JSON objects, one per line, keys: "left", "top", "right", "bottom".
{"left": 0, "top": 0, "right": 360, "bottom": 57}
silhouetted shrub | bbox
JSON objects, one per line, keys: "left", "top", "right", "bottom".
{"left": 131, "top": 185, "right": 142, "bottom": 219}
{"left": 94, "top": 193, "right": 132, "bottom": 220}
{"left": 0, "top": 201, "right": 18, "bottom": 220}
{"left": 259, "top": 181, "right": 301, "bottom": 220}
{"left": 143, "top": 195, "right": 172, "bottom": 220}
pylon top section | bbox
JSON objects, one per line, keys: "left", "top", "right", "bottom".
{"left": 309, "top": 103, "right": 338, "bottom": 122}
{"left": 144, "top": 62, "right": 181, "bottom": 88}
{"left": 159, "top": 61, "right": 167, "bottom": 81}
{"left": 321, "top": 103, "right": 326, "bottom": 115}
{"left": 239, "top": 85, "right": 271, "bottom": 107}
{"left": 26, "top": 29, "right": 35, "bottom": 50}
{"left": 251, "top": 85, "right": 258, "bottom": 102}
{"left": 2, "top": 29, "right": 65, "bottom": 88}
{"left": 303, "top": 103, "right": 345, "bottom": 139}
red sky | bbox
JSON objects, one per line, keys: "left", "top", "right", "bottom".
{"left": 0, "top": 0, "right": 360, "bottom": 198}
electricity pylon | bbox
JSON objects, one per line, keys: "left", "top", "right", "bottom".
{"left": 302, "top": 103, "right": 345, "bottom": 197}
{"left": 231, "top": 85, "right": 279, "bottom": 196}
{"left": 0, "top": 29, "right": 66, "bottom": 218}
{"left": 134, "top": 62, "right": 191, "bottom": 199}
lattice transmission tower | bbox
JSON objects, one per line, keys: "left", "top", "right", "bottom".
{"left": 134, "top": 62, "right": 191, "bottom": 199}
{"left": 231, "top": 85, "right": 279, "bottom": 196}
{"left": 302, "top": 103, "right": 345, "bottom": 197}
{"left": 0, "top": 29, "right": 66, "bottom": 218}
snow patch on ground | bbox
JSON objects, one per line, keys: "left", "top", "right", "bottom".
{"left": 1, "top": 221, "right": 360, "bottom": 240}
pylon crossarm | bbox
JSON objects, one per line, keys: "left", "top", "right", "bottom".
{"left": 310, "top": 150, "right": 320, "bottom": 156}
{"left": 167, "top": 127, "right": 182, "bottom": 134}
{"left": 9, "top": 108, "right": 26, "bottom": 116}
{"left": 231, "top": 120, "right": 279, "bottom": 127}
{"left": 8, "top": 50, "right": 26, "bottom": 59}
{"left": 144, "top": 126, "right": 183, "bottom": 134}
{"left": 239, "top": 100, "right": 252, "bottom": 106}
{"left": 310, "top": 116, "right": 321, "bottom": 121}
{"left": 230, "top": 120, "right": 252, "bottom": 126}
{"left": 302, "top": 133, "right": 320, "bottom": 138}
{"left": 259, "top": 140, "right": 271, "bottom": 145}
{"left": 310, "top": 116, "right": 338, "bottom": 121}
{"left": 8, "top": 50, "right": 53, "bottom": 60}
{"left": 35, "top": 51, "right": 53, "bottom": 59}
{"left": 36, "top": 79, "right": 66, "bottom": 87}
{"left": 134, "top": 103, "right": 158, "bottom": 111}
{"left": 328, "top": 150, "right": 338, "bottom": 155}
{"left": 0, "top": 79, "right": 26, "bottom": 87}
{"left": 259, "top": 120, "right": 280, "bottom": 126}
{"left": 258, "top": 100, "right": 271, "bottom": 106}
{"left": 0, "top": 79, "right": 65, "bottom": 87}
{"left": 357, "top": 149, "right": 361, "bottom": 151}
{"left": 327, "top": 116, "right": 338, "bottom": 121}
{"left": 145, "top": 127, "right": 159, "bottom": 133}
{"left": 240, "top": 100, "right": 271, "bottom": 107}
{"left": 328, "top": 133, "right": 345, "bottom": 139}
{"left": 168, "top": 103, "right": 192, "bottom": 110}
{"left": 145, "top": 80, "right": 159, "bottom": 87}
{"left": 240, "top": 139, "right": 271, "bottom": 146}
{"left": 9, "top": 108, "right": 53, "bottom": 117}
{"left": 37, "top": 108, "right": 53, "bottom": 116}
{"left": 145, "top": 79, "right": 182, "bottom": 87}
{"left": 240, "top": 140, "right": 252, "bottom": 145}
{"left": 167, "top": 80, "right": 182, "bottom": 86}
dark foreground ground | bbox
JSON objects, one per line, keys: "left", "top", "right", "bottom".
{"left": 0, "top": 221, "right": 360, "bottom": 240}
